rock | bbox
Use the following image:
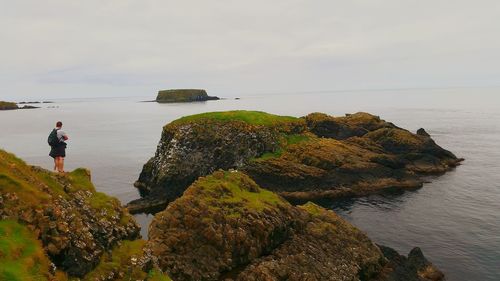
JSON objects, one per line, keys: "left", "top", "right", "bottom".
{"left": 417, "top": 128, "right": 431, "bottom": 137}
{"left": 146, "top": 170, "right": 442, "bottom": 281}
{"left": 0, "top": 100, "right": 19, "bottom": 110}
{"left": 19, "top": 105, "right": 40, "bottom": 109}
{"left": 0, "top": 149, "right": 141, "bottom": 277}
{"left": 156, "top": 89, "right": 220, "bottom": 103}
{"left": 129, "top": 111, "right": 463, "bottom": 212}
{"left": 305, "top": 112, "right": 396, "bottom": 139}
{"left": 129, "top": 111, "right": 305, "bottom": 213}
{"left": 377, "top": 246, "right": 444, "bottom": 281}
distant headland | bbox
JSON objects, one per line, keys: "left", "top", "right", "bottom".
{"left": 0, "top": 101, "right": 42, "bottom": 110}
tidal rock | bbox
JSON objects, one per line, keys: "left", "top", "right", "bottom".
{"left": 417, "top": 128, "right": 431, "bottom": 137}
{"left": 378, "top": 246, "right": 444, "bottom": 281}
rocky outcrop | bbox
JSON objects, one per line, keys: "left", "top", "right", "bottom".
{"left": 130, "top": 111, "right": 462, "bottom": 213}
{"left": 0, "top": 149, "right": 141, "bottom": 277}
{"left": 0, "top": 101, "right": 18, "bottom": 110}
{"left": 129, "top": 111, "right": 305, "bottom": 213}
{"left": 378, "top": 246, "right": 444, "bottom": 281}
{"left": 147, "top": 170, "right": 443, "bottom": 281}
{"left": 156, "top": 89, "right": 220, "bottom": 103}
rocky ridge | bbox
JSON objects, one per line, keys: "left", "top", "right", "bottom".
{"left": 129, "top": 110, "right": 462, "bottom": 213}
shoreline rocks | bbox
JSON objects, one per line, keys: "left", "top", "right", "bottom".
{"left": 146, "top": 170, "right": 443, "bottom": 280}
{"left": 129, "top": 110, "right": 463, "bottom": 214}
{"left": 156, "top": 89, "right": 220, "bottom": 103}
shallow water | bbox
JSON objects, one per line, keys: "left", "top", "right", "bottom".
{"left": 1, "top": 88, "right": 499, "bottom": 280}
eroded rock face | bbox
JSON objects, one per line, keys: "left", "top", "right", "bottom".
{"left": 130, "top": 111, "right": 462, "bottom": 212}
{"left": 130, "top": 112, "right": 305, "bottom": 213}
{"left": 0, "top": 150, "right": 140, "bottom": 277}
{"left": 147, "top": 171, "right": 443, "bottom": 281}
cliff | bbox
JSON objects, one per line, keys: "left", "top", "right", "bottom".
{"left": 146, "top": 170, "right": 443, "bottom": 281}
{"left": 0, "top": 101, "right": 18, "bottom": 110}
{"left": 0, "top": 149, "right": 170, "bottom": 280}
{"left": 129, "top": 110, "right": 462, "bottom": 213}
{"left": 156, "top": 89, "right": 220, "bottom": 103}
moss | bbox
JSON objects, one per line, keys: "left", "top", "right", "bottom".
{"left": 251, "top": 133, "right": 313, "bottom": 161}
{"left": 82, "top": 240, "right": 172, "bottom": 281}
{"left": 0, "top": 220, "right": 51, "bottom": 281}
{"left": 0, "top": 149, "right": 134, "bottom": 230}
{"left": 0, "top": 101, "right": 18, "bottom": 110}
{"left": 186, "top": 171, "right": 287, "bottom": 217}
{"left": 81, "top": 240, "right": 146, "bottom": 280}
{"left": 147, "top": 269, "right": 173, "bottom": 281}
{"left": 171, "top": 110, "right": 301, "bottom": 127}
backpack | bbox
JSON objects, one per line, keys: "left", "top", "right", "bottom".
{"left": 48, "top": 129, "right": 59, "bottom": 147}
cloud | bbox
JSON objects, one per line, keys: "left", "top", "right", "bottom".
{"left": 1, "top": 0, "right": 499, "bottom": 99}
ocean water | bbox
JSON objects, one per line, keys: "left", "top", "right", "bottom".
{"left": 0, "top": 89, "right": 499, "bottom": 280}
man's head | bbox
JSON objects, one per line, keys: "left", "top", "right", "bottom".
{"left": 56, "top": 121, "right": 63, "bottom": 128}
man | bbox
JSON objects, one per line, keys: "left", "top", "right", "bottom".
{"left": 49, "top": 121, "right": 69, "bottom": 173}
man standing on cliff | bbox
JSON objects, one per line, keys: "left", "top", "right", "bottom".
{"left": 48, "top": 121, "right": 69, "bottom": 173}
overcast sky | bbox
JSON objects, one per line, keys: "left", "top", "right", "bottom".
{"left": 1, "top": 0, "right": 499, "bottom": 100}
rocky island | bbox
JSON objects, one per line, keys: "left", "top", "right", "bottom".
{"left": 0, "top": 101, "right": 19, "bottom": 110}
{"left": 130, "top": 111, "right": 462, "bottom": 213}
{"left": 0, "top": 100, "right": 40, "bottom": 110}
{"left": 156, "top": 89, "right": 220, "bottom": 103}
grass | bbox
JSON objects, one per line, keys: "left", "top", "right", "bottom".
{"left": 0, "top": 149, "right": 132, "bottom": 228}
{"left": 187, "top": 170, "right": 287, "bottom": 217}
{"left": 251, "top": 133, "right": 313, "bottom": 161}
{"left": 171, "top": 110, "right": 300, "bottom": 126}
{"left": 0, "top": 220, "right": 50, "bottom": 281}
{"left": 81, "top": 240, "right": 172, "bottom": 281}
{"left": 156, "top": 89, "right": 208, "bottom": 102}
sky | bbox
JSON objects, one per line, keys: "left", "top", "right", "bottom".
{"left": 1, "top": 0, "right": 500, "bottom": 100}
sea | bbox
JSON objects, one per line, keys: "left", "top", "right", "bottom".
{"left": 0, "top": 88, "right": 499, "bottom": 280}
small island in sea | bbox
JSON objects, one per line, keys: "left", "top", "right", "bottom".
{"left": 156, "top": 89, "right": 220, "bottom": 103}
{"left": 0, "top": 100, "right": 41, "bottom": 110}
{"left": 0, "top": 101, "right": 19, "bottom": 110}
